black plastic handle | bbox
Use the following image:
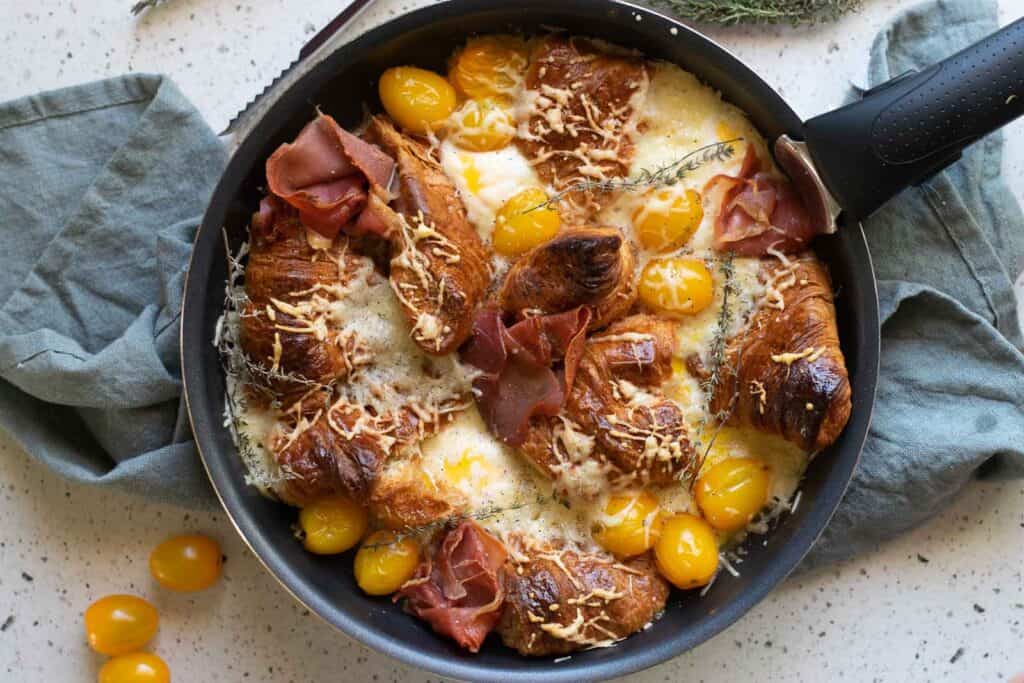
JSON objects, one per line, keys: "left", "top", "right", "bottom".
{"left": 802, "top": 17, "right": 1024, "bottom": 221}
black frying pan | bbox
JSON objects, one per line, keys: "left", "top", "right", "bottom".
{"left": 180, "top": 2, "right": 1023, "bottom": 680}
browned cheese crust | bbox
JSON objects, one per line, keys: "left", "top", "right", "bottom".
{"left": 519, "top": 314, "right": 698, "bottom": 496}
{"left": 700, "top": 252, "right": 851, "bottom": 451}
{"left": 517, "top": 37, "right": 649, "bottom": 219}
{"left": 498, "top": 226, "right": 637, "bottom": 330}
{"left": 498, "top": 549, "right": 668, "bottom": 656}
{"left": 366, "top": 116, "right": 492, "bottom": 355}
{"left": 239, "top": 214, "right": 370, "bottom": 397}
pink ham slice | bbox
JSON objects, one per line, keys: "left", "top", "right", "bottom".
{"left": 265, "top": 112, "right": 395, "bottom": 239}
{"left": 396, "top": 522, "right": 508, "bottom": 653}
{"left": 705, "top": 146, "right": 820, "bottom": 256}
{"left": 461, "top": 306, "right": 591, "bottom": 446}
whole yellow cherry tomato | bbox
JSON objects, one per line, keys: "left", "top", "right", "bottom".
{"left": 449, "top": 35, "right": 529, "bottom": 101}
{"left": 84, "top": 595, "right": 158, "bottom": 656}
{"left": 493, "top": 187, "right": 561, "bottom": 256}
{"left": 149, "top": 534, "right": 222, "bottom": 592}
{"left": 98, "top": 652, "right": 170, "bottom": 683}
{"left": 299, "top": 496, "right": 368, "bottom": 555}
{"left": 379, "top": 66, "right": 457, "bottom": 135}
{"left": 638, "top": 256, "right": 714, "bottom": 316}
{"left": 354, "top": 530, "right": 420, "bottom": 596}
{"left": 696, "top": 457, "right": 772, "bottom": 533}
{"left": 633, "top": 188, "right": 704, "bottom": 252}
{"left": 594, "top": 490, "right": 663, "bottom": 558}
{"left": 654, "top": 514, "right": 719, "bottom": 589}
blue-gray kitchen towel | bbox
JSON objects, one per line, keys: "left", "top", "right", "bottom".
{"left": 0, "top": 0, "right": 1022, "bottom": 565}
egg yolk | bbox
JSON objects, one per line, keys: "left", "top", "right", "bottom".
{"left": 450, "top": 99, "right": 516, "bottom": 152}
{"left": 379, "top": 66, "right": 457, "bottom": 135}
{"left": 149, "top": 534, "right": 222, "bottom": 592}
{"left": 638, "top": 257, "right": 714, "bottom": 315}
{"left": 449, "top": 35, "right": 529, "bottom": 101}
{"left": 299, "top": 496, "right": 368, "bottom": 555}
{"left": 654, "top": 514, "right": 719, "bottom": 589}
{"left": 84, "top": 595, "right": 159, "bottom": 656}
{"left": 633, "top": 188, "right": 704, "bottom": 253}
{"left": 98, "top": 653, "right": 170, "bottom": 683}
{"left": 594, "top": 490, "right": 662, "bottom": 558}
{"left": 695, "top": 457, "right": 772, "bottom": 533}
{"left": 493, "top": 187, "right": 560, "bottom": 256}
{"left": 445, "top": 449, "right": 492, "bottom": 487}
{"left": 354, "top": 530, "right": 420, "bottom": 596}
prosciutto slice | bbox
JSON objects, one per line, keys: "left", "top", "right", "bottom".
{"left": 705, "top": 146, "right": 818, "bottom": 256}
{"left": 266, "top": 113, "right": 394, "bottom": 238}
{"left": 397, "top": 522, "right": 508, "bottom": 653}
{"left": 461, "top": 306, "right": 591, "bottom": 446}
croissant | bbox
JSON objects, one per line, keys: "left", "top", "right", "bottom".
{"left": 517, "top": 37, "right": 649, "bottom": 220}
{"left": 365, "top": 116, "right": 492, "bottom": 355}
{"left": 698, "top": 252, "right": 852, "bottom": 451}
{"left": 498, "top": 226, "right": 637, "bottom": 330}
{"left": 519, "top": 314, "right": 697, "bottom": 497}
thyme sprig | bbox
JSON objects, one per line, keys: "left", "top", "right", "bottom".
{"left": 130, "top": 0, "right": 166, "bottom": 14}
{"left": 650, "top": 0, "right": 861, "bottom": 26}
{"left": 524, "top": 138, "right": 741, "bottom": 213}
{"left": 362, "top": 493, "right": 556, "bottom": 548}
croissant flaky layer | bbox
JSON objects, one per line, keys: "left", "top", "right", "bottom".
{"left": 519, "top": 314, "right": 698, "bottom": 497}
{"left": 702, "top": 252, "right": 852, "bottom": 451}
{"left": 497, "top": 549, "right": 668, "bottom": 656}
{"left": 366, "top": 116, "right": 491, "bottom": 355}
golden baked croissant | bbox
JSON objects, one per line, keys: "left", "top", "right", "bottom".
{"left": 697, "top": 252, "right": 851, "bottom": 451}
{"left": 365, "top": 116, "right": 491, "bottom": 355}
{"left": 498, "top": 226, "right": 637, "bottom": 329}
{"left": 519, "top": 314, "right": 697, "bottom": 496}
{"left": 497, "top": 548, "right": 668, "bottom": 656}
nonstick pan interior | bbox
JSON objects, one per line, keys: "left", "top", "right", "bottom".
{"left": 181, "top": 2, "right": 879, "bottom": 680}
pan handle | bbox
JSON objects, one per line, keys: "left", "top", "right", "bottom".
{"left": 801, "top": 17, "right": 1024, "bottom": 222}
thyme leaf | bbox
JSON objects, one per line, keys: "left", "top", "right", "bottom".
{"left": 523, "top": 139, "right": 741, "bottom": 213}
{"left": 130, "top": 0, "right": 167, "bottom": 15}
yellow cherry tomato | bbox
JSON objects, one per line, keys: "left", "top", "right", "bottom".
{"left": 84, "top": 595, "right": 159, "bottom": 656}
{"left": 354, "top": 530, "right": 420, "bottom": 596}
{"left": 299, "top": 496, "right": 368, "bottom": 555}
{"left": 638, "top": 256, "right": 714, "bottom": 316}
{"left": 149, "top": 534, "right": 222, "bottom": 592}
{"left": 450, "top": 99, "right": 516, "bottom": 152}
{"left": 654, "top": 514, "right": 719, "bottom": 589}
{"left": 449, "top": 35, "right": 529, "bottom": 101}
{"left": 493, "top": 187, "right": 561, "bottom": 256}
{"left": 98, "top": 652, "right": 170, "bottom": 683}
{"left": 633, "top": 188, "right": 704, "bottom": 252}
{"left": 379, "top": 66, "right": 457, "bottom": 135}
{"left": 696, "top": 457, "right": 772, "bottom": 533}
{"left": 593, "top": 490, "right": 662, "bottom": 558}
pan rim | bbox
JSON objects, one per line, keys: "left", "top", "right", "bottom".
{"left": 181, "top": 1, "right": 880, "bottom": 680}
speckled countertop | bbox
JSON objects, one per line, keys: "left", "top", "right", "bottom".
{"left": 1, "top": 1, "right": 1023, "bottom": 681}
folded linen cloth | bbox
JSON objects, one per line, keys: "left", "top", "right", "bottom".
{"left": 0, "top": 0, "right": 1021, "bottom": 564}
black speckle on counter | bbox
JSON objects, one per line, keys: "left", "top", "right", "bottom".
{"left": 916, "top": 554, "right": 930, "bottom": 564}
{"left": 950, "top": 647, "right": 965, "bottom": 664}
{"left": 1, "top": 616, "right": 12, "bottom": 632}
{"left": 20, "top": 572, "right": 32, "bottom": 582}
{"left": 974, "top": 604, "right": 986, "bottom": 614}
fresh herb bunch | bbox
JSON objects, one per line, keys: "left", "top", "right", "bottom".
{"left": 649, "top": 0, "right": 861, "bottom": 25}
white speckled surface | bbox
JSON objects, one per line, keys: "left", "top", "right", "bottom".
{"left": 1, "top": 1, "right": 1023, "bottom": 681}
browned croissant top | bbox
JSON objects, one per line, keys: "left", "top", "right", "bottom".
{"left": 498, "top": 226, "right": 637, "bottom": 330}
{"left": 366, "top": 116, "right": 491, "bottom": 355}
{"left": 238, "top": 204, "right": 369, "bottom": 397}
{"left": 497, "top": 548, "right": 668, "bottom": 656}
{"left": 699, "top": 252, "right": 852, "bottom": 451}
{"left": 519, "top": 314, "right": 697, "bottom": 496}
{"left": 517, "top": 37, "right": 649, "bottom": 219}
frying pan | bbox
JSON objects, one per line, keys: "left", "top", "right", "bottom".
{"left": 180, "top": 2, "right": 1024, "bottom": 680}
